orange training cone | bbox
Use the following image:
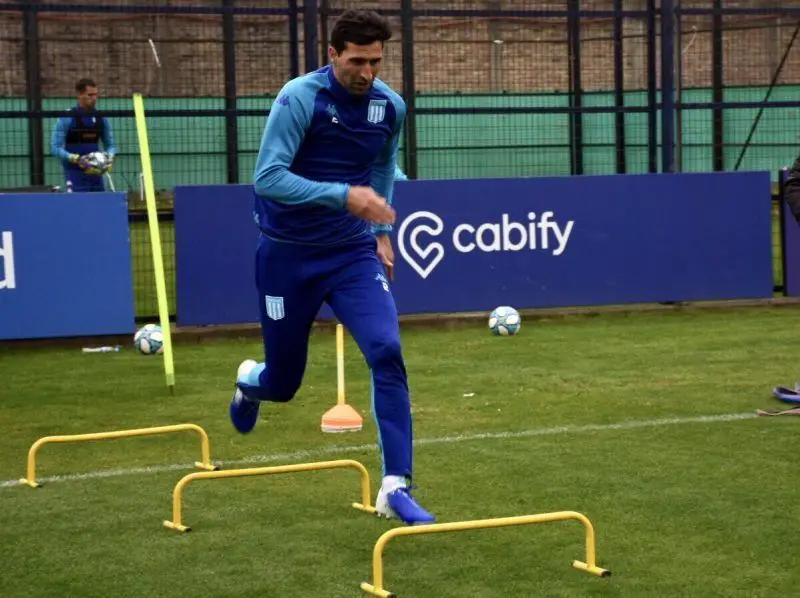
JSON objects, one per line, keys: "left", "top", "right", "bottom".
{"left": 321, "top": 324, "right": 363, "bottom": 433}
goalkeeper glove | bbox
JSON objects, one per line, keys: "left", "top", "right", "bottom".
{"left": 77, "top": 154, "right": 102, "bottom": 176}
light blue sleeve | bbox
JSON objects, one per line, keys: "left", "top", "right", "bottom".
{"left": 50, "top": 116, "right": 73, "bottom": 161}
{"left": 253, "top": 77, "right": 348, "bottom": 209}
{"left": 102, "top": 118, "right": 117, "bottom": 156}
{"left": 393, "top": 165, "right": 408, "bottom": 181}
{"left": 371, "top": 90, "right": 406, "bottom": 235}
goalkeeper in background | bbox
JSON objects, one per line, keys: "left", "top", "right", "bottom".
{"left": 50, "top": 78, "right": 117, "bottom": 192}
{"left": 229, "top": 9, "right": 434, "bottom": 526}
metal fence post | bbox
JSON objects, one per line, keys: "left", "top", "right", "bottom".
{"left": 567, "top": 0, "right": 583, "bottom": 176}
{"left": 304, "top": 0, "right": 320, "bottom": 73}
{"left": 319, "top": 0, "right": 330, "bottom": 68}
{"left": 22, "top": 4, "right": 43, "bottom": 186}
{"left": 613, "top": 0, "right": 626, "bottom": 174}
{"left": 222, "top": 0, "right": 239, "bottom": 184}
{"left": 711, "top": 0, "right": 724, "bottom": 171}
{"left": 400, "top": 0, "right": 418, "bottom": 180}
{"left": 288, "top": 0, "right": 300, "bottom": 78}
{"left": 660, "top": 0, "right": 677, "bottom": 173}
{"left": 675, "top": 0, "right": 683, "bottom": 172}
{"left": 646, "top": 0, "right": 658, "bottom": 173}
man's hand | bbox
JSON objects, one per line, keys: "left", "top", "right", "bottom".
{"left": 376, "top": 234, "right": 395, "bottom": 281}
{"left": 345, "top": 186, "right": 395, "bottom": 226}
{"left": 76, "top": 154, "right": 101, "bottom": 176}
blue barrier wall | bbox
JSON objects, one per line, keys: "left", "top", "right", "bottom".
{"left": 174, "top": 172, "right": 774, "bottom": 327}
{"left": 0, "top": 192, "right": 135, "bottom": 340}
{"left": 174, "top": 184, "right": 259, "bottom": 327}
{"left": 782, "top": 201, "right": 800, "bottom": 296}
{"left": 780, "top": 169, "right": 800, "bottom": 297}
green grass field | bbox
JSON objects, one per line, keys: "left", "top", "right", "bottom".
{"left": 2, "top": 307, "right": 800, "bottom": 597}
{"left": 130, "top": 218, "right": 176, "bottom": 320}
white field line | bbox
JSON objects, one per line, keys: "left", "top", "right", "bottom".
{"left": 0, "top": 412, "right": 756, "bottom": 490}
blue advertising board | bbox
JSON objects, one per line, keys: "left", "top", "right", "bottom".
{"left": 174, "top": 171, "right": 774, "bottom": 327}
{"left": 0, "top": 192, "right": 135, "bottom": 340}
{"left": 173, "top": 184, "right": 262, "bottom": 327}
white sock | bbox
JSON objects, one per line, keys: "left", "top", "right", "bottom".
{"left": 381, "top": 475, "right": 406, "bottom": 494}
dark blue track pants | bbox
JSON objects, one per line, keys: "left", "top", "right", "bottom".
{"left": 65, "top": 168, "right": 105, "bottom": 192}
{"left": 252, "top": 233, "right": 412, "bottom": 478}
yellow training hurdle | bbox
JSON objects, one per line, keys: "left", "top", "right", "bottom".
{"left": 163, "top": 458, "right": 377, "bottom": 532}
{"left": 360, "top": 510, "right": 611, "bottom": 597}
{"left": 19, "top": 423, "right": 218, "bottom": 488}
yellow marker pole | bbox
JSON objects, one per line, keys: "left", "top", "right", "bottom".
{"left": 163, "top": 458, "right": 376, "bottom": 532}
{"left": 360, "top": 510, "right": 611, "bottom": 597}
{"left": 132, "top": 93, "right": 175, "bottom": 394}
{"left": 337, "top": 322, "right": 346, "bottom": 405}
{"left": 19, "top": 423, "right": 218, "bottom": 488}
{"left": 320, "top": 323, "right": 363, "bottom": 432}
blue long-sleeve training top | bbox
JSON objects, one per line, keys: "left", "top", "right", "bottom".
{"left": 51, "top": 106, "right": 117, "bottom": 166}
{"left": 253, "top": 65, "right": 406, "bottom": 245}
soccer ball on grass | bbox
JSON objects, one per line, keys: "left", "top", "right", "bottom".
{"left": 488, "top": 306, "right": 521, "bottom": 336}
{"left": 134, "top": 324, "right": 164, "bottom": 355}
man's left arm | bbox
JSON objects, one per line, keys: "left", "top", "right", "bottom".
{"left": 370, "top": 96, "right": 406, "bottom": 280}
{"left": 101, "top": 117, "right": 118, "bottom": 159}
{"left": 370, "top": 96, "right": 406, "bottom": 237}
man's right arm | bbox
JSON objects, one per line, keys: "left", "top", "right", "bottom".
{"left": 50, "top": 116, "right": 76, "bottom": 162}
{"left": 253, "top": 81, "right": 348, "bottom": 209}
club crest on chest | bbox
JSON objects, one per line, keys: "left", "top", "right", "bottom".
{"left": 367, "top": 100, "right": 387, "bottom": 124}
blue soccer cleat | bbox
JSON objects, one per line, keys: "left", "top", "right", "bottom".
{"left": 229, "top": 388, "right": 260, "bottom": 434}
{"left": 772, "top": 382, "right": 800, "bottom": 405}
{"left": 229, "top": 359, "right": 261, "bottom": 434}
{"left": 377, "top": 485, "right": 436, "bottom": 525}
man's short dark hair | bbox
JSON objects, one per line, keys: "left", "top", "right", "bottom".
{"left": 330, "top": 10, "right": 392, "bottom": 53}
{"left": 75, "top": 78, "right": 96, "bottom": 93}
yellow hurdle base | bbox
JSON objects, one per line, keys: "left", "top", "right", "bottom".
{"left": 164, "top": 459, "right": 376, "bottom": 532}
{"left": 360, "top": 510, "right": 611, "bottom": 596}
{"left": 360, "top": 583, "right": 395, "bottom": 598}
{"left": 572, "top": 560, "right": 613, "bottom": 577}
{"left": 19, "top": 423, "right": 218, "bottom": 489}
{"left": 163, "top": 520, "right": 191, "bottom": 533}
